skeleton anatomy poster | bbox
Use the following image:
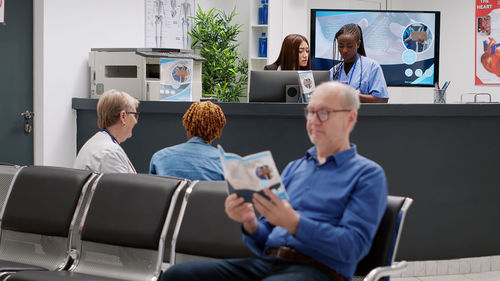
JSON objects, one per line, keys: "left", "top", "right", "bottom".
{"left": 475, "top": 0, "right": 500, "bottom": 84}
{"left": 145, "top": 0, "right": 196, "bottom": 49}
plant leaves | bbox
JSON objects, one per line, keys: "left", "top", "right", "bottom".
{"left": 189, "top": 5, "right": 248, "bottom": 100}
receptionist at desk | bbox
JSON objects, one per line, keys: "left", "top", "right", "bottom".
{"left": 330, "top": 23, "right": 389, "bottom": 103}
{"left": 264, "top": 34, "right": 311, "bottom": 71}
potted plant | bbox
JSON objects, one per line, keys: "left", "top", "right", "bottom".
{"left": 188, "top": 6, "right": 248, "bottom": 102}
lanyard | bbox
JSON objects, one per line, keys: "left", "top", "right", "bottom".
{"left": 101, "top": 129, "right": 119, "bottom": 144}
{"left": 347, "top": 55, "right": 360, "bottom": 86}
{"left": 334, "top": 55, "right": 363, "bottom": 90}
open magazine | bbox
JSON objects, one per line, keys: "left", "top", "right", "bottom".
{"left": 218, "top": 145, "right": 288, "bottom": 202}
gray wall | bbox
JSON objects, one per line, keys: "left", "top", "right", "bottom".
{"left": 74, "top": 99, "right": 500, "bottom": 261}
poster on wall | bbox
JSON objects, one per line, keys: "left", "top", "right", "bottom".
{"left": 0, "top": 0, "right": 5, "bottom": 24}
{"left": 475, "top": 0, "right": 500, "bottom": 84}
{"left": 159, "top": 58, "right": 193, "bottom": 101}
{"left": 145, "top": 0, "right": 196, "bottom": 50}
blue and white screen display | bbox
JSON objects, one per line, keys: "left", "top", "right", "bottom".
{"left": 311, "top": 10, "right": 440, "bottom": 86}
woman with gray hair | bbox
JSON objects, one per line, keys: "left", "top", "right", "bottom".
{"left": 74, "top": 89, "right": 139, "bottom": 173}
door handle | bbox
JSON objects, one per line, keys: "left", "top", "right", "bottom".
{"left": 21, "top": 110, "right": 34, "bottom": 134}
{"left": 21, "top": 110, "right": 34, "bottom": 120}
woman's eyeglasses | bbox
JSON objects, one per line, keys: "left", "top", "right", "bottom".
{"left": 126, "top": 111, "right": 140, "bottom": 121}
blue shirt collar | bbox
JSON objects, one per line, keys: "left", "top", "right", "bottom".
{"left": 187, "top": 136, "right": 207, "bottom": 144}
{"left": 306, "top": 144, "right": 357, "bottom": 166}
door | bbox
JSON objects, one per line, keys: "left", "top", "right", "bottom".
{"left": 0, "top": 0, "right": 33, "bottom": 165}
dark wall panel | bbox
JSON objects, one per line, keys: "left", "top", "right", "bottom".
{"left": 74, "top": 99, "right": 500, "bottom": 261}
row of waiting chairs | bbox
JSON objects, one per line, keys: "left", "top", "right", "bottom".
{"left": 0, "top": 164, "right": 412, "bottom": 281}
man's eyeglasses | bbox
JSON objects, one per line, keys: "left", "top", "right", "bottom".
{"left": 303, "top": 108, "right": 350, "bottom": 122}
{"left": 126, "top": 111, "right": 140, "bottom": 121}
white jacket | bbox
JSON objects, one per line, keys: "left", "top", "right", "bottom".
{"left": 73, "top": 131, "right": 136, "bottom": 174}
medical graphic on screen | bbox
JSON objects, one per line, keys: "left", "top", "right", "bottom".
{"left": 311, "top": 10, "right": 440, "bottom": 86}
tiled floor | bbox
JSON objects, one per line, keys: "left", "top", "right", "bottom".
{"left": 389, "top": 255, "right": 500, "bottom": 281}
{"left": 391, "top": 271, "right": 500, "bottom": 281}
{"left": 387, "top": 256, "right": 500, "bottom": 280}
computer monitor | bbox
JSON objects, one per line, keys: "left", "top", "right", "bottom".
{"left": 310, "top": 9, "right": 440, "bottom": 87}
{"left": 249, "top": 71, "right": 330, "bottom": 103}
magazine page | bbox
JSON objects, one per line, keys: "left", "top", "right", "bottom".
{"left": 218, "top": 145, "right": 288, "bottom": 202}
{"left": 297, "top": 70, "right": 316, "bottom": 103}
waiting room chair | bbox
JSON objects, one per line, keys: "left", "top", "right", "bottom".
{"left": 353, "top": 195, "right": 413, "bottom": 281}
{"left": 0, "top": 166, "right": 96, "bottom": 279}
{"left": 8, "top": 173, "right": 190, "bottom": 281}
{"left": 0, "top": 164, "right": 23, "bottom": 219}
{"left": 169, "top": 181, "right": 254, "bottom": 265}
{"left": 168, "top": 184, "right": 411, "bottom": 281}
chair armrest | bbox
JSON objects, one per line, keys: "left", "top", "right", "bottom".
{"left": 363, "top": 261, "right": 408, "bottom": 281}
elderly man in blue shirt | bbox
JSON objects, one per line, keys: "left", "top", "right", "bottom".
{"left": 161, "top": 82, "right": 388, "bottom": 281}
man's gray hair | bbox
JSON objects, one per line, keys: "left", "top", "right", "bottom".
{"left": 315, "top": 82, "right": 360, "bottom": 112}
{"left": 338, "top": 82, "right": 360, "bottom": 112}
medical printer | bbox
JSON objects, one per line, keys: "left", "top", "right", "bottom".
{"left": 88, "top": 48, "right": 206, "bottom": 101}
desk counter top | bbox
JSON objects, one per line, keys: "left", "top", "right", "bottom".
{"left": 72, "top": 98, "right": 500, "bottom": 117}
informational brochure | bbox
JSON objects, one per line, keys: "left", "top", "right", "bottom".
{"left": 297, "top": 70, "right": 316, "bottom": 103}
{"left": 159, "top": 58, "right": 193, "bottom": 101}
{"left": 218, "top": 145, "right": 288, "bottom": 202}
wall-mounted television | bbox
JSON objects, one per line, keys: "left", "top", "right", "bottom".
{"left": 310, "top": 9, "right": 440, "bottom": 87}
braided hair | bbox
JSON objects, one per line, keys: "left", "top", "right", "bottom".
{"left": 182, "top": 101, "right": 226, "bottom": 143}
{"left": 332, "top": 23, "right": 367, "bottom": 63}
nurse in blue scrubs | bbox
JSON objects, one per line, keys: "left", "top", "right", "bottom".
{"left": 403, "top": 26, "right": 417, "bottom": 51}
{"left": 330, "top": 23, "right": 389, "bottom": 103}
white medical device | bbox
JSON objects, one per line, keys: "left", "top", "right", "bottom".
{"left": 88, "top": 48, "right": 205, "bottom": 101}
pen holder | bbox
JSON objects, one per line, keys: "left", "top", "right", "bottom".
{"left": 434, "top": 89, "right": 446, "bottom": 104}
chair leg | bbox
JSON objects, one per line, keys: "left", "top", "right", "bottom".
{"left": 363, "top": 261, "right": 408, "bottom": 281}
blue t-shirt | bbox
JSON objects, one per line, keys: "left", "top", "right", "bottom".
{"left": 329, "top": 56, "right": 389, "bottom": 99}
{"left": 243, "top": 144, "right": 388, "bottom": 280}
{"left": 149, "top": 137, "right": 224, "bottom": 181}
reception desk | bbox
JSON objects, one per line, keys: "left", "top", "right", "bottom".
{"left": 73, "top": 98, "right": 500, "bottom": 261}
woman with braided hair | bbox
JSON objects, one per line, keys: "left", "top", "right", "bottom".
{"left": 149, "top": 101, "right": 226, "bottom": 180}
{"left": 330, "top": 23, "right": 389, "bottom": 103}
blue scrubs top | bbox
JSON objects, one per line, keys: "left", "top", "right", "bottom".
{"left": 403, "top": 27, "right": 416, "bottom": 50}
{"left": 329, "top": 56, "right": 389, "bottom": 99}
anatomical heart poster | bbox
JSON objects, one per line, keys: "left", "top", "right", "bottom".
{"left": 0, "top": 0, "right": 4, "bottom": 24}
{"left": 476, "top": 0, "right": 500, "bottom": 84}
